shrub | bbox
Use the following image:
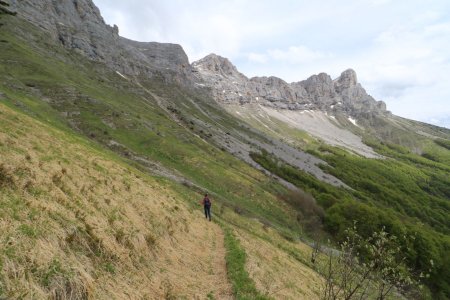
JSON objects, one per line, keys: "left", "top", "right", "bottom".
{"left": 279, "top": 190, "right": 325, "bottom": 236}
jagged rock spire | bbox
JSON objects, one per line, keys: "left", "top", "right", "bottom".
{"left": 192, "top": 56, "right": 387, "bottom": 115}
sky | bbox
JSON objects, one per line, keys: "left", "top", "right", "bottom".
{"left": 93, "top": 0, "right": 450, "bottom": 128}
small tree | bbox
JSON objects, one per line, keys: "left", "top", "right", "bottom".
{"left": 317, "top": 224, "right": 425, "bottom": 300}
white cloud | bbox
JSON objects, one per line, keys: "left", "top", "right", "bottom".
{"left": 247, "top": 46, "right": 331, "bottom": 65}
{"left": 247, "top": 53, "right": 268, "bottom": 64}
{"left": 267, "top": 46, "right": 333, "bottom": 64}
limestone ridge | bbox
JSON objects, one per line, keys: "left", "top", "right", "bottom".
{"left": 10, "top": 0, "right": 386, "bottom": 115}
{"left": 192, "top": 54, "right": 387, "bottom": 116}
{"left": 9, "top": 0, "right": 192, "bottom": 84}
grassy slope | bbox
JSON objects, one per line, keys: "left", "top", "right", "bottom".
{"left": 0, "top": 103, "right": 237, "bottom": 298}
{"left": 0, "top": 82, "right": 322, "bottom": 300}
{"left": 219, "top": 209, "right": 323, "bottom": 299}
{"left": 249, "top": 132, "right": 450, "bottom": 297}
{"left": 1, "top": 17, "right": 299, "bottom": 232}
{"left": 0, "top": 17, "right": 326, "bottom": 298}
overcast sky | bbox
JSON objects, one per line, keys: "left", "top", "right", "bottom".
{"left": 93, "top": 0, "right": 450, "bottom": 128}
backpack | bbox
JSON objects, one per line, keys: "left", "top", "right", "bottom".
{"left": 204, "top": 197, "right": 211, "bottom": 207}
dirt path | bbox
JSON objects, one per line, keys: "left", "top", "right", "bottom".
{"left": 202, "top": 221, "right": 234, "bottom": 300}
{"left": 147, "top": 216, "right": 234, "bottom": 300}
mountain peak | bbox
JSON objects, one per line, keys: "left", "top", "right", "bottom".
{"left": 10, "top": 0, "right": 192, "bottom": 84}
{"left": 202, "top": 53, "right": 226, "bottom": 61}
{"left": 193, "top": 56, "right": 386, "bottom": 114}
{"left": 336, "top": 68, "right": 358, "bottom": 88}
{"left": 193, "top": 53, "right": 242, "bottom": 78}
{"left": 10, "top": 0, "right": 107, "bottom": 33}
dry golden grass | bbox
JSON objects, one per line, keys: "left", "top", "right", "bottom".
{"left": 0, "top": 102, "right": 329, "bottom": 299}
{"left": 236, "top": 229, "right": 322, "bottom": 299}
{"left": 0, "top": 104, "right": 232, "bottom": 299}
{"left": 220, "top": 208, "right": 323, "bottom": 299}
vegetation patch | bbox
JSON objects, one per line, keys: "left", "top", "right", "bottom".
{"left": 222, "top": 226, "right": 270, "bottom": 300}
{"left": 434, "top": 138, "right": 450, "bottom": 150}
{"left": 251, "top": 147, "right": 450, "bottom": 298}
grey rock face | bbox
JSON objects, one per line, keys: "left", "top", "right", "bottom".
{"left": 250, "top": 76, "right": 297, "bottom": 104}
{"left": 10, "top": 0, "right": 192, "bottom": 84}
{"left": 11, "top": 0, "right": 386, "bottom": 116}
{"left": 192, "top": 55, "right": 387, "bottom": 117}
{"left": 192, "top": 54, "right": 249, "bottom": 104}
{"left": 192, "top": 54, "right": 302, "bottom": 109}
{"left": 334, "top": 69, "right": 357, "bottom": 92}
{"left": 297, "top": 73, "right": 336, "bottom": 108}
{"left": 332, "top": 69, "right": 386, "bottom": 116}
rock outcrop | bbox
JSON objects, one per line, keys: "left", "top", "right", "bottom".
{"left": 9, "top": 0, "right": 192, "bottom": 84}
{"left": 10, "top": 0, "right": 387, "bottom": 115}
{"left": 192, "top": 54, "right": 387, "bottom": 117}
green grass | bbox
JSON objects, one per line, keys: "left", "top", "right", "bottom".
{"left": 435, "top": 138, "right": 450, "bottom": 151}
{"left": 222, "top": 226, "right": 271, "bottom": 300}
{"left": 250, "top": 144, "right": 450, "bottom": 298}
{"left": 0, "top": 17, "right": 301, "bottom": 236}
{"left": 206, "top": 291, "right": 215, "bottom": 300}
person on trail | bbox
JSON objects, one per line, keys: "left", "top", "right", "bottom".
{"left": 201, "top": 193, "right": 212, "bottom": 221}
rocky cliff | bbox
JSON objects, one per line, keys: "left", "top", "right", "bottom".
{"left": 192, "top": 54, "right": 387, "bottom": 117}
{"left": 9, "top": 0, "right": 192, "bottom": 84}
{"left": 9, "top": 0, "right": 387, "bottom": 116}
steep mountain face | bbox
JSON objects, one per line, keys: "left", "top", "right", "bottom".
{"left": 9, "top": 0, "right": 192, "bottom": 84}
{"left": 191, "top": 53, "right": 450, "bottom": 156}
{"left": 3, "top": 0, "right": 347, "bottom": 188}
{"left": 192, "top": 53, "right": 387, "bottom": 117}
{"left": 191, "top": 54, "right": 392, "bottom": 157}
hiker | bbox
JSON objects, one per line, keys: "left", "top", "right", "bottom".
{"left": 201, "top": 193, "right": 212, "bottom": 221}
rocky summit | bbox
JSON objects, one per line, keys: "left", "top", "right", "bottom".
{"left": 9, "top": 0, "right": 192, "bottom": 84}
{"left": 10, "top": 0, "right": 386, "bottom": 117}
{"left": 192, "top": 53, "right": 387, "bottom": 117}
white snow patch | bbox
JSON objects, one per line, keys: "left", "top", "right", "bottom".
{"left": 195, "top": 83, "right": 205, "bottom": 87}
{"left": 330, "top": 105, "right": 335, "bottom": 108}
{"left": 255, "top": 97, "right": 259, "bottom": 100}
{"left": 238, "top": 93, "right": 242, "bottom": 97}
{"left": 348, "top": 117, "right": 357, "bottom": 126}
{"left": 337, "top": 102, "right": 342, "bottom": 105}
{"left": 115, "top": 71, "right": 127, "bottom": 79}
{"left": 235, "top": 111, "right": 241, "bottom": 115}
{"left": 326, "top": 112, "right": 336, "bottom": 120}
{"left": 222, "top": 90, "right": 226, "bottom": 93}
